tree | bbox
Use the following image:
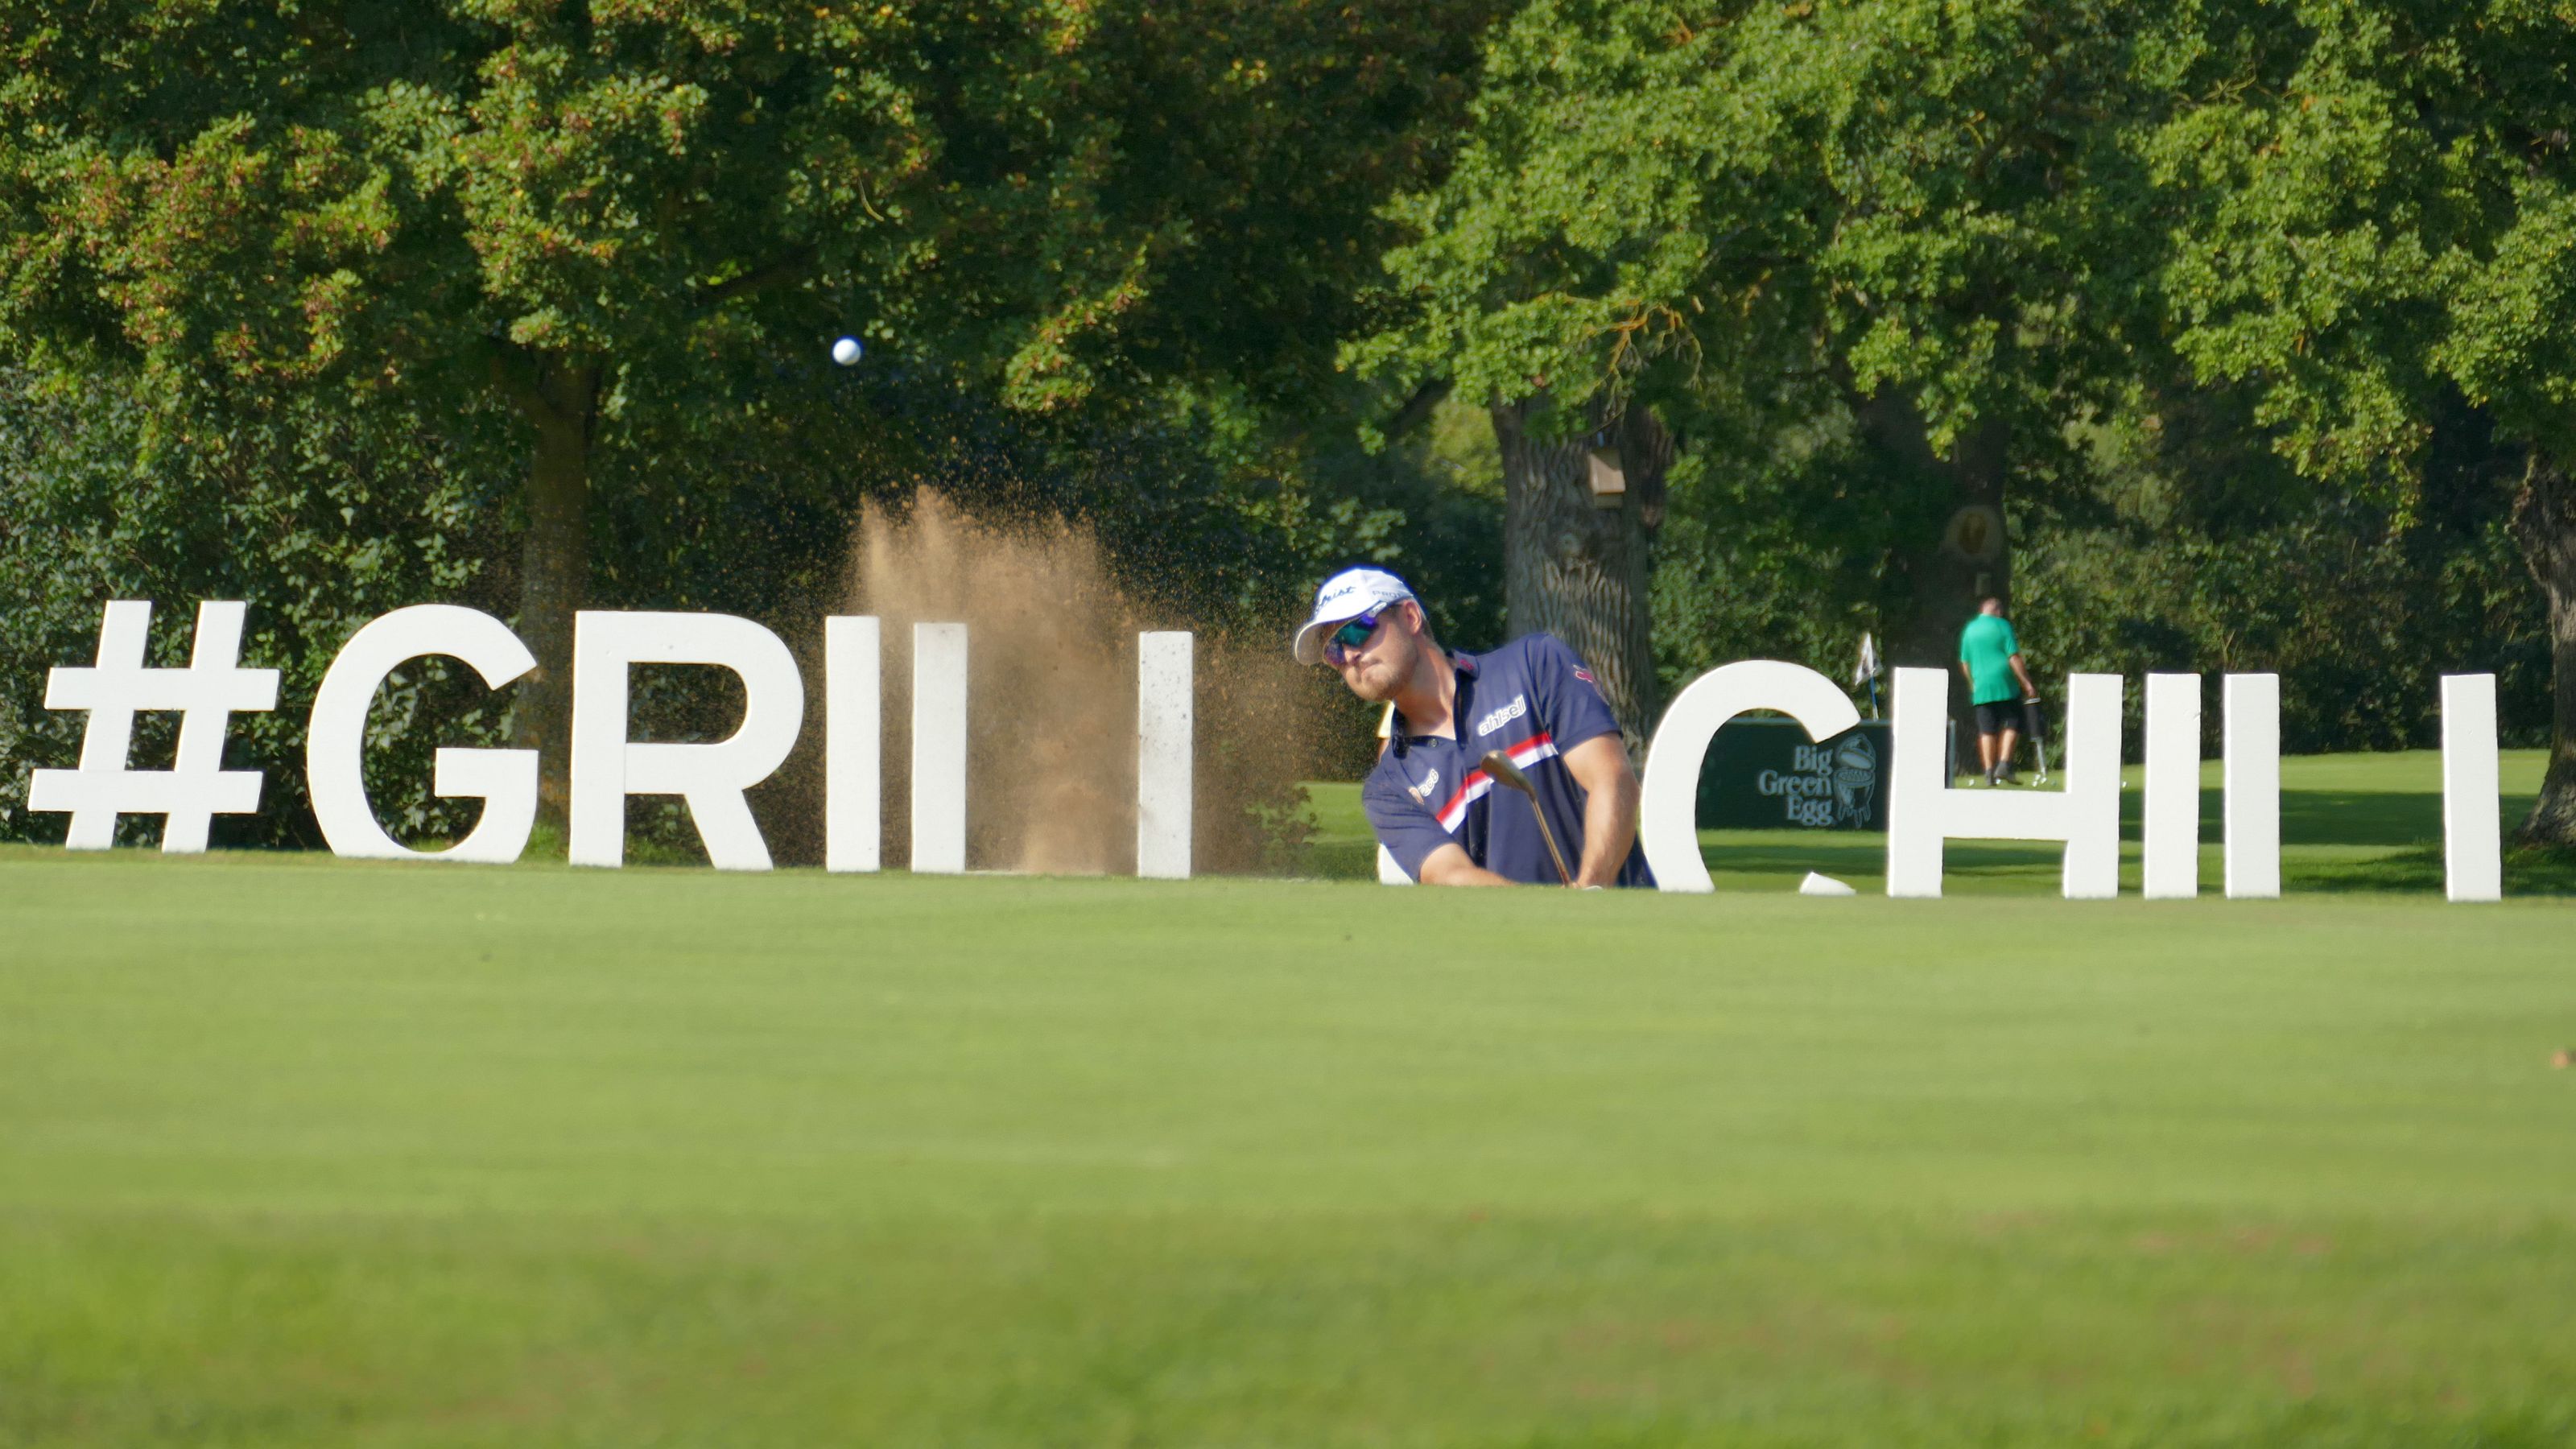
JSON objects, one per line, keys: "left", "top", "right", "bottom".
{"left": 1352, "top": 0, "right": 2157, "bottom": 739}
{"left": 0, "top": 0, "right": 1496, "bottom": 823}
{"left": 2147, "top": 0, "right": 2576, "bottom": 843}
{"left": 0, "top": 365, "right": 518, "bottom": 846}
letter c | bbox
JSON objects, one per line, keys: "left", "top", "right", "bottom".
{"left": 1638, "top": 660, "right": 1862, "bottom": 893}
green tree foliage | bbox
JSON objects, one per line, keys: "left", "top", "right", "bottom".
{"left": 1642, "top": 359, "right": 2551, "bottom": 758}
{"left": 2016, "top": 390, "right": 2549, "bottom": 755}
{"left": 0, "top": 349, "right": 1378, "bottom": 858}
{"left": 1366, "top": 0, "right": 2569, "bottom": 804}
{"left": 13, "top": 0, "right": 2576, "bottom": 851}
{"left": 0, "top": 366, "right": 517, "bottom": 846}
{"left": 1352, "top": 0, "right": 2163, "bottom": 745}
{"left": 2145, "top": 0, "right": 2576, "bottom": 840}
{"left": 0, "top": 0, "right": 1498, "bottom": 821}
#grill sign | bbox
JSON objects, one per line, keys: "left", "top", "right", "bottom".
{"left": 1695, "top": 720, "right": 1890, "bottom": 832}
{"left": 20, "top": 599, "right": 1198, "bottom": 879}
{"left": 16, "top": 600, "right": 2513, "bottom": 902}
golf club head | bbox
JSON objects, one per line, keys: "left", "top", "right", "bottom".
{"left": 1480, "top": 749, "right": 1536, "bottom": 795}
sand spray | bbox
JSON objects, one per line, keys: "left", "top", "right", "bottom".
{"left": 852, "top": 489, "right": 1315, "bottom": 873}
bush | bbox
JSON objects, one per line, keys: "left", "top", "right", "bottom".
{"left": 0, "top": 367, "right": 518, "bottom": 847}
{"left": 2017, "top": 509, "right": 2552, "bottom": 754}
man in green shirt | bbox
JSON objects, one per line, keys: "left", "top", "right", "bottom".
{"left": 1958, "top": 598, "right": 2039, "bottom": 785}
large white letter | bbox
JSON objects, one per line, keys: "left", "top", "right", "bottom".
{"left": 2442, "top": 672, "right": 2502, "bottom": 903}
{"left": 568, "top": 612, "right": 803, "bottom": 870}
{"left": 2141, "top": 672, "right": 2202, "bottom": 900}
{"left": 1887, "top": 668, "right": 2122, "bottom": 899}
{"left": 910, "top": 622, "right": 968, "bottom": 874}
{"left": 1639, "top": 660, "right": 1860, "bottom": 893}
{"left": 30, "top": 601, "right": 278, "bottom": 852}
{"left": 2223, "top": 673, "right": 2281, "bottom": 898}
{"left": 1137, "top": 630, "right": 1194, "bottom": 880}
{"left": 307, "top": 605, "right": 539, "bottom": 865}
{"left": 825, "top": 616, "right": 881, "bottom": 873}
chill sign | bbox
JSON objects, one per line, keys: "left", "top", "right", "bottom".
{"left": 21, "top": 601, "right": 2512, "bottom": 902}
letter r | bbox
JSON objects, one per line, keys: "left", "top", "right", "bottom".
{"left": 568, "top": 612, "right": 803, "bottom": 869}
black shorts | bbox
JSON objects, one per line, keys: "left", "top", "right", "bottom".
{"left": 1975, "top": 700, "right": 2023, "bottom": 735}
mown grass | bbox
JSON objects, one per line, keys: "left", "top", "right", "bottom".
{"left": 2, "top": 750, "right": 2572, "bottom": 1447}
{"left": 1306, "top": 747, "right": 2576, "bottom": 895}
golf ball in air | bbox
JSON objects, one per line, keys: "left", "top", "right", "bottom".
{"left": 832, "top": 336, "right": 863, "bottom": 366}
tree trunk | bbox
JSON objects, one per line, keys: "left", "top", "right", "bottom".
{"left": 1852, "top": 388, "right": 2010, "bottom": 733}
{"left": 1489, "top": 397, "right": 1668, "bottom": 753}
{"left": 505, "top": 354, "right": 601, "bottom": 832}
{"left": 2511, "top": 452, "right": 2576, "bottom": 846}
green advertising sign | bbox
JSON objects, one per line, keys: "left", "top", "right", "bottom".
{"left": 1695, "top": 719, "right": 1897, "bottom": 832}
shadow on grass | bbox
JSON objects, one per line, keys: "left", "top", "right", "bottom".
{"left": 1299, "top": 776, "right": 2576, "bottom": 894}
{"left": 2113, "top": 790, "right": 2537, "bottom": 848}
{"left": 2293, "top": 843, "right": 2576, "bottom": 897}
{"left": 2276, "top": 792, "right": 2540, "bottom": 849}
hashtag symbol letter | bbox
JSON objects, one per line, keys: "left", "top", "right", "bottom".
{"left": 29, "top": 601, "right": 281, "bottom": 851}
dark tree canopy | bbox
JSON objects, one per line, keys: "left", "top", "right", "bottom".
{"left": 0, "top": 0, "right": 1500, "bottom": 820}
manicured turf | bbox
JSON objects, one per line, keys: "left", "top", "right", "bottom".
{"left": 3, "top": 752, "right": 2574, "bottom": 1447}
{"left": 1310, "top": 747, "right": 2575, "bottom": 895}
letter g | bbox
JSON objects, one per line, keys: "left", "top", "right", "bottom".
{"left": 307, "top": 605, "right": 539, "bottom": 865}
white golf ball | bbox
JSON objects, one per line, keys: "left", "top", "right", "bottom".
{"left": 831, "top": 336, "right": 863, "bottom": 366}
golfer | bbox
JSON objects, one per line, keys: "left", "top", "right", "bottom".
{"left": 1958, "top": 597, "right": 2039, "bottom": 786}
{"left": 1294, "top": 567, "right": 1652, "bottom": 887}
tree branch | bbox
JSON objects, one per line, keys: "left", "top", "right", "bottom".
{"left": 696, "top": 247, "right": 818, "bottom": 310}
{"left": 1381, "top": 378, "right": 1452, "bottom": 440}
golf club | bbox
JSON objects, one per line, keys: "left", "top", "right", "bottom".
{"left": 1480, "top": 749, "right": 1575, "bottom": 886}
{"left": 2022, "top": 693, "right": 2052, "bottom": 784}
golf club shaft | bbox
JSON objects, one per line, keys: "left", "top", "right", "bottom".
{"left": 1530, "top": 807, "right": 1575, "bottom": 887}
{"left": 1481, "top": 749, "right": 1575, "bottom": 886}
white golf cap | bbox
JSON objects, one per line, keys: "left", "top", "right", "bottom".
{"left": 1291, "top": 566, "right": 1418, "bottom": 666}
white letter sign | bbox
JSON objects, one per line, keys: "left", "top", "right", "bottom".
{"left": 1887, "top": 668, "right": 2121, "bottom": 899}
{"left": 1639, "top": 660, "right": 1860, "bottom": 893}
{"left": 910, "top": 622, "right": 969, "bottom": 874}
{"left": 2141, "top": 672, "right": 2202, "bottom": 900}
{"left": 1137, "top": 630, "right": 1194, "bottom": 880}
{"left": 568, "top": 612, "right": 803, "bottom": 870}
{"left": 307, "top": 605, "right": 539, "bottom": 865}
{"left": 2223, "top": 673, "right": 2281, "bottom": 898}
{"left": 29, "top": 601, "right": 279, "bottom": 852}
{"left": 2442, "top": 672, "right": 2502, "bottom": 903}
{"left": 22, "top": 598, "right": 2533, "bottom": 901}
{"left": 824, "top": 616, "right": 882, "bottom": 874}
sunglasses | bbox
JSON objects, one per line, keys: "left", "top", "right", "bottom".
{"left": 1321, "top": 610, "right": 1386, "bottom": 667}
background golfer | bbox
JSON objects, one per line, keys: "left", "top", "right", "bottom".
{"left": 1958, "top": 597, "right": 2040, "bottom": 786}
{"left": 1294, "top": 568, "right": 1652, "bottom": 887}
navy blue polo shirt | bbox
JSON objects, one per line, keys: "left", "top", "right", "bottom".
{"left": 1362, "top": 634, "right": 1655, "bottom": 887}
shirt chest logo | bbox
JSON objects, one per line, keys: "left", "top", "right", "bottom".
{"left": 1475, "top": 694, "right": 1528, "bottom": 737}
{"left": 1406, "top": 768, "right": 1440, "bottom": 802}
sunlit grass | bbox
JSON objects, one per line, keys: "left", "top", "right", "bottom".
{"left": 2, "top": 754, "right": 2571, "bottom": 1446}
{"left": 1303, "top": 748, "right": 2574, "bottom": 895}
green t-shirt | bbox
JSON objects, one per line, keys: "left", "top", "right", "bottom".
{"left": 1958, "top": 614, "right": 2023, "bottom": 704}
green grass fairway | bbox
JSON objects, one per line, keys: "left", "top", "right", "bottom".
{"left": 1310, "top": 747, "right": 2575, "bottom": 895}
{"left": 5, "top": 753, "right": 2575, "bottom": 1447}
